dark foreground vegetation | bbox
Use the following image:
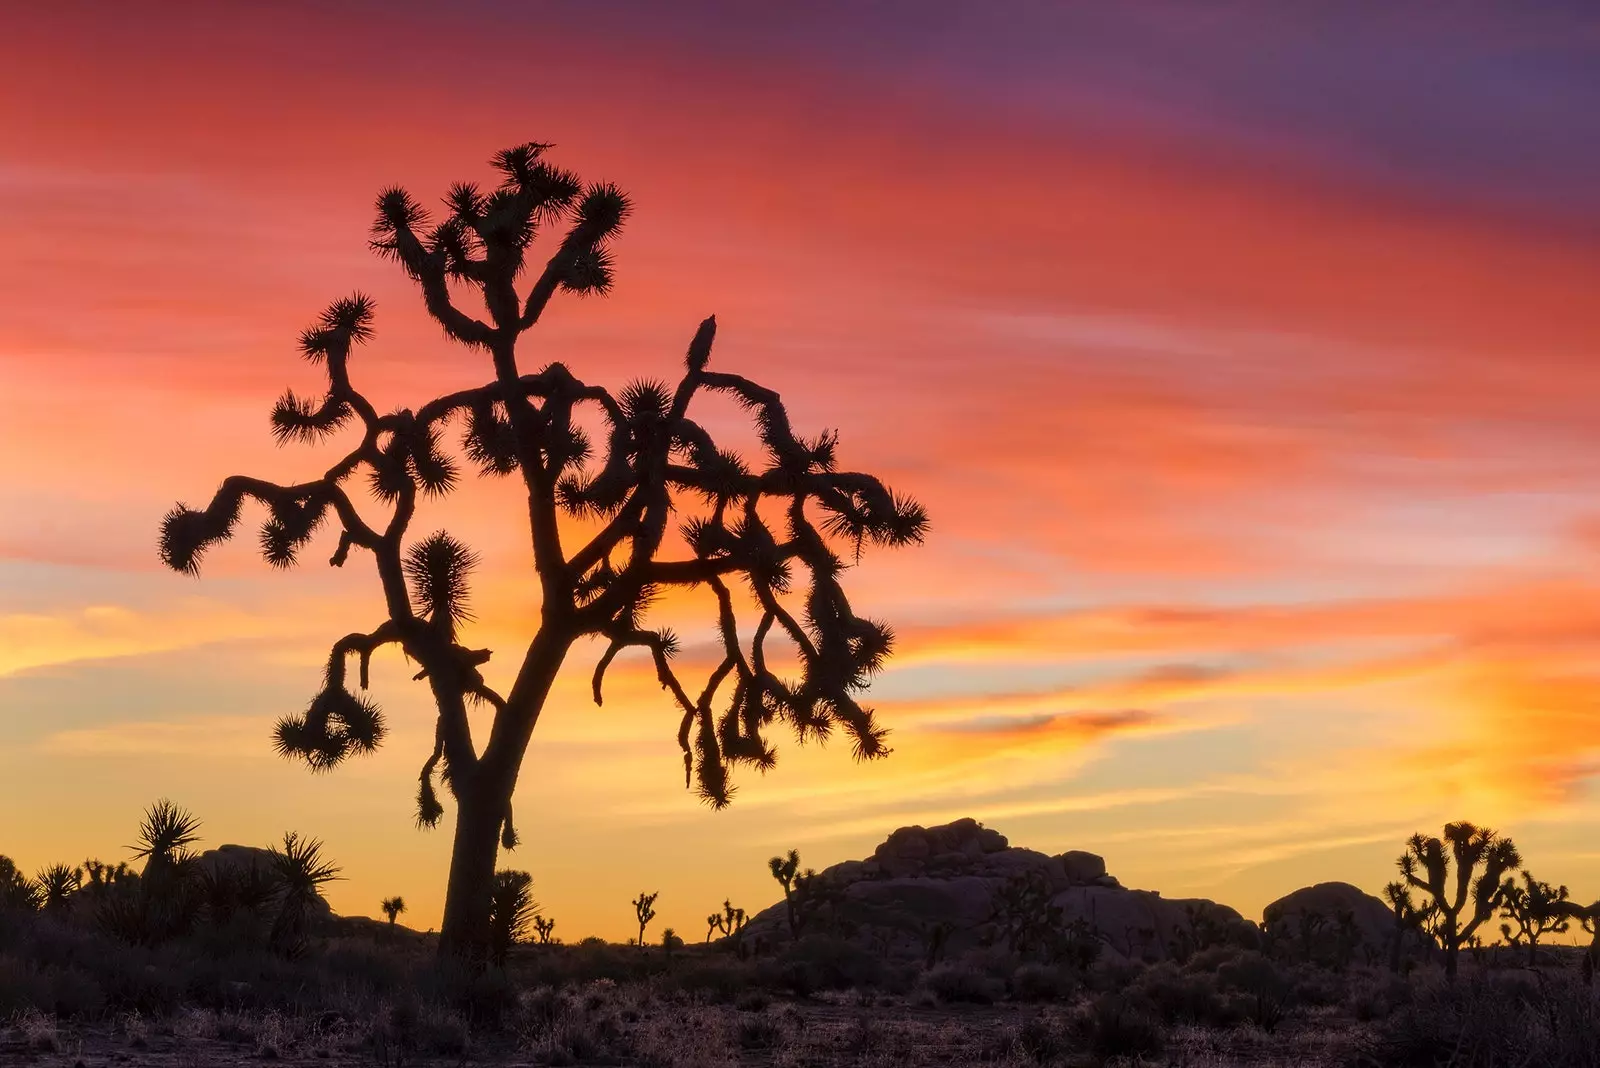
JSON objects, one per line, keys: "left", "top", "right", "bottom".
{"left": 5, "top": 806, "right": 1600, "bottom": 1066}
{"left": 4, "top": 905, "right": 1599, "bottom": 1067}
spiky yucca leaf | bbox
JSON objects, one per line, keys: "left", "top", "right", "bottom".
{"left": 129, "top": 799, "right": 202, "bottom": 867}
{"left": 407, "top": 425, "right": 460, "bottom": 497}
{"left": 415, "top": 773, "right": 444, "bottom": 829}
{"left": 464, "top": 400, "right": 520, "bottom": 475}
{"left": 488, "top": 869, "right": 538, "bottom": 963}
{"left": 619, "top": 379, "right": 671, "bottom": 425}
{"left": 561, "top": 243, "right": 614, "bottom": 296}
{"left": 270, "top": 390, "right": 352, "bottom": 445}
{"left": 370, "top": 187, "right": 432, "bottom": 268}
{"left": 404, "top": 532, "right": 479, "bottom": 628}
{"left": 270, "top": 832, "right": 341, "bottom": 902}
{"left": 298, "top": 294, "right": 376, "bottom": 361}
{"left": 367, "top": 439, "right": 414, "bottom": 502}
{"left": 159, "top": 497, "right": 242, "bottom": 576}
{"left": 575, "top": 182, "right": 631, "bottom": 240}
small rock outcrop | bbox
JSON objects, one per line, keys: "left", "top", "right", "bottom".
{"left": 743, "top": 818, "right": 1254, "bottom": 963}
{"left": 191, "top": 844, "right": 332, "bottom": 915}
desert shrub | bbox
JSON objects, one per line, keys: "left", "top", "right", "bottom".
{"left": 1216, "top": 951, "right": 1295, "bottom": 1032}
{"left": 1085, "top": 954, "right": 1145, "bottom": 993}
{"left": 318, "top": 937, "right": 410, "bottom": 995}
{"left": 734, "top": 988, "right": 769, "bottom": 1012}
{"left": 921, "top": 961, "right": 1003, "bottom": 1004}
{"left": 668, "top": 957, "right": 752, "bottom": 1002}
{"left": 1072, "top": 990, "right": 1166, "bottom": 1062}
{"left": 1185, "top": 944, "right": 1244, "bottom": 973}
{"left": 1012, "top": 1012, "right": 1065, "bottom": 1063}
{"left": 1289, "top": 961, "right": 1348, "bottom": 1007}
{"left": 0, "top": 957, "right": 104, "bottom": 1019}
{"left": 1346, "top": 971, "right": 1413, "bottom": 1023}
{"left": 1011, "top": 961, "right": 1076, "bottom": 1002}
{"left": 1356, "top": 972, "right": 1600, "bottom": 1068}
{"left": 762, "top": 935, "right": 883, "bottom": 996}
{"left": 1131, "top": 960, "right": 1233, "bottom": 1026}
{"left": 736, "top": 1013, "right": 783, "bottom": 1051}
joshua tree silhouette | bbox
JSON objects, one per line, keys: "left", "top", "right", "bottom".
{"left": 1396, "top": 822, "right": 1520, "bottom": 979}
{"left": 1497, "top": 871, "right": 1570, "bottom": 965}
{"left": 156, "top": 142, "right": 927, "bottom": 960}
{"left": 381, "top": 895, "right": 407, "bottom": 926}
{"left": 768, "top": 848, "right": 807, "bottom": 939}
{"left": 1381, "top": 880, "right": 1434, "bottom": 973}
{"left": 633, "top": 890, "right": 659, "bottom": 949}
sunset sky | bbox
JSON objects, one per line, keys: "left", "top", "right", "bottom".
{"left": 3, "top": 3, "right": 1600, "bottom": 940}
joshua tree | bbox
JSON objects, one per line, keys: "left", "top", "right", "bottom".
{"left": 768, "top": 849, "right": 807, "bottom": 938}
{"left": 157, "top": 143, "right": 927, "bottom": 961}
{"left": 82, "top": 859, "right": 134, "bottom": 889}
{"left": 707, "top": 898, "right": 747, "bottom": 943}
{"left": 532, "top": 914, "right": 557, "bottom": 944}
{"left": 1496, "top": 873, "right": 1571, "bottom": 965}
{"left": 633, "top": 890, "right": 659, "bottom": 948}
{"left": 488, "top": 870, "right": 537, "bottom": 965}
{"left": 1382, "top": 881, "right": 1433, "bottom": 974}
{"left": 1396, "top": 822, "right": 1520, "bottom": 979}
{"left": 382, "top": 895, "right": 408, "bottom": 926}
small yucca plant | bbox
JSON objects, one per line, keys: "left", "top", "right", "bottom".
{"left": 488, "top": 870, "right": 537, "bottom": 965}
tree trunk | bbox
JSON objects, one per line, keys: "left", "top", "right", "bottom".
{"left": 438, "top": 785, "right": 503, "bottom": 962}
{"left": 436, "top": 627, "right": 573, "bottom": 962}
{"left": 1444, "top": 938, "right": 1459, "bottom": 979}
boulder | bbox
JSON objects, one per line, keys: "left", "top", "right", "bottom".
{"left": 1058, "top": 850, "right": 1108, "bottom": 885}
{"left": 1262, "top": 881, "right": 1392, "bottom": 964}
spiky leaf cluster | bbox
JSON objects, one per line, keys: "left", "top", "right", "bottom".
{"left": 273, "top": 685, "right": 386, "bottom": 770}
{"left": 404, "top": 532, "right": 478, "bottom": 633}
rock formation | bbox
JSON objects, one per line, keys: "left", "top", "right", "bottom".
{"left": 1261, "top": 881, "right": 1393, "bottom": 965}
{"left": 742, "top": 818, "right": 1257, "bottom": 963}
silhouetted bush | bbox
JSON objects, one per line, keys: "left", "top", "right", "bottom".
{"left": 1010, "top": 961, "right": 1077, "bottom": 1002}
{"left": 1355, "top": 972, "right": 1600, "bottom": 1068}
{"left": 921, "top": 961, "right": 1003, "bottom": 1004}
{"left": 762, "top": 935, "right": 884, "bottom": 996}
{"left": 1072, "top": 990, "right": 1166, "bottom": 1062}
{"left": 1131, "top": 961, "right": 1234, "bottom": 1026}
{"left": 1216, "top": 951, "right": 1295, "bottom": 1032}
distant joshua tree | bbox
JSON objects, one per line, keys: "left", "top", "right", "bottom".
{"left": 707, "top": 898, "right": 747, "bottom": 946}
{"left": 768, "top": 849, "right": 809, "bottom": 939}
{"left": 1396, "top": 822, "right": 1520, "bottom": 979}
{"left": 1498, "top": 873, "right": 1571, "bottom": 965}
{"left": 1382, "top": 881, "right": 1434, "bottom": 973}
{"left": 381, "top": 895, "right": 407, "bottom": 926}
{"left": 532, "top": 914, "right": 557, "bottom": 945}
{"left": 156, "top": 142, "right": 927, "bottom": 962}
{"left": 633, "top": 891, "right": 660, "bottom": 949}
